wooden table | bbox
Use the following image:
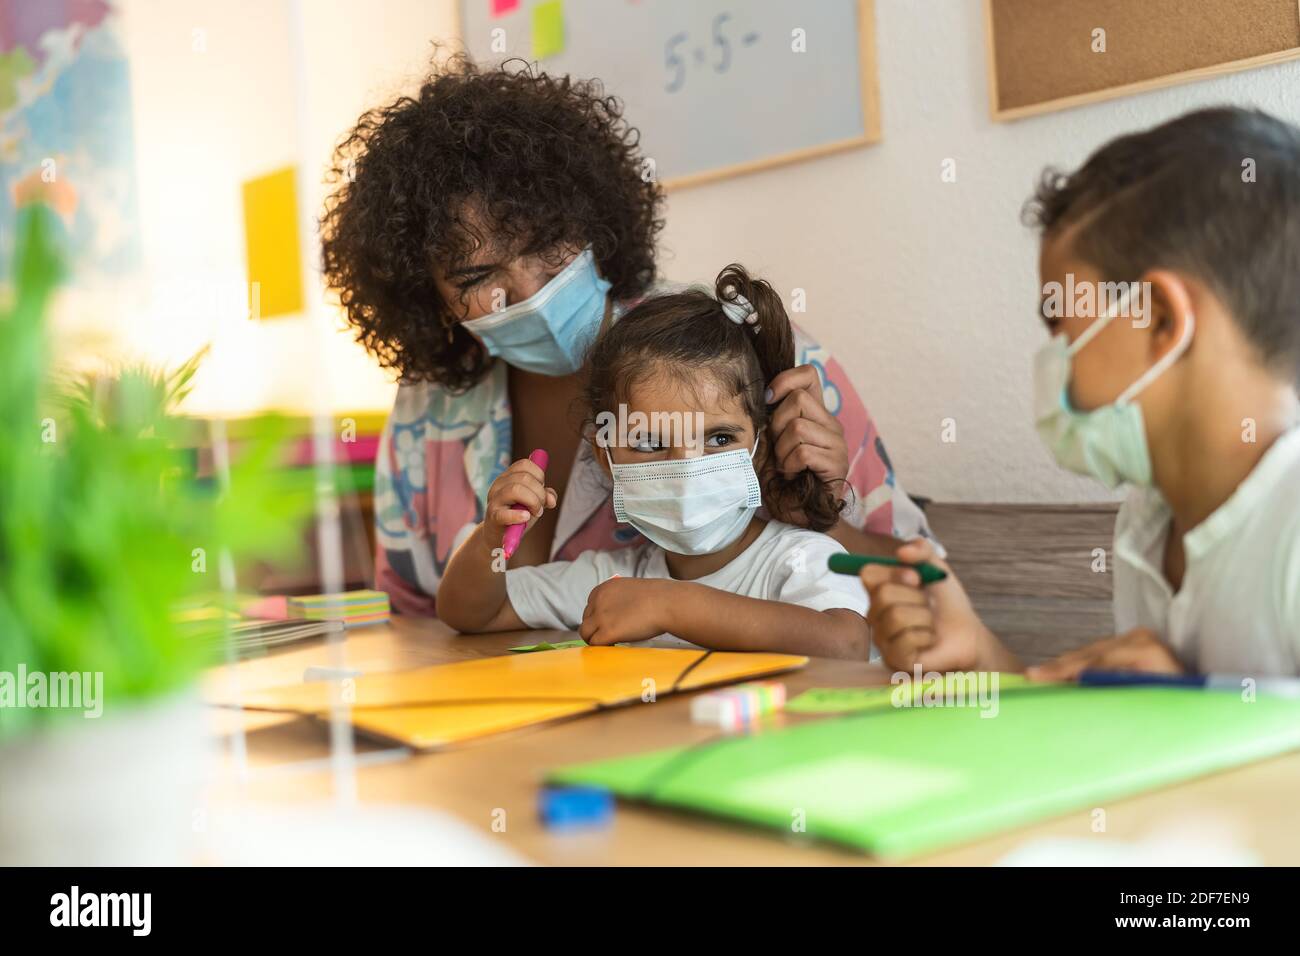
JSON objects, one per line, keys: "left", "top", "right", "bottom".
{"left": 203, "top": 618, "right": 1300, "bottom": 865}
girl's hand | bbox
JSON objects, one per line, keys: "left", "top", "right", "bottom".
{"left": 859, "top": 538, "right": 985, "bottom": 673}
{"left": 580, "top": 577, "right": 675, "bottom": 645}
{"left": 766, "top": 364, "right": 850, "bottom": 516}
{"left": 481, "top": 457, "right": 557, "bottom": 557}
{"left": 1025, "top": 628, "right": 1183, "bottom": 681}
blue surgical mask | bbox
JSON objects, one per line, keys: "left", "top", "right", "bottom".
{"left": 605, "top": 443, "right": 763, "bottom": 556}
{"left": 459, "top": 247, "right": 611, "bottom": 376}
{"left": 1033, "top": 287, "right": 1194, "bottom": 489}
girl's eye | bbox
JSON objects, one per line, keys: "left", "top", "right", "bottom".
{"left": 705, "top": 434, "right": 733, "bottom": 448}
{"left": 632, "top": 439, "right": 663, "bottom": 453}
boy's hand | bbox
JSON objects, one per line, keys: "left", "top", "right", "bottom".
{"left": 1025, "top": 628, "right": 1183, "bottom": 681}
{"left": 481, "top": 457, "right": 557, "bottom": 557}
{"left": 580, "top": 578, "right": 675, "bottom": 645}
{"left": 859, "top": 538, "right": 985, "bottom": 673}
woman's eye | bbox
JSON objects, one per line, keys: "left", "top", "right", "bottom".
{"left": 632, "top": 439, "right": 662, "bottom": 453}
{"left": 705, "top": 434, "right": 733, "bottom": 448}
{"left": 455, "top": 267, "right": 499, "bottom": 291}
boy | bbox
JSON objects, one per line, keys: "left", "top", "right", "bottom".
{"left": 863, "top": 107, "right": 1300, "bottom": 678}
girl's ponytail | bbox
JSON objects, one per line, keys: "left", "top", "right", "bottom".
{"left": 714, "top": 264, "right": 793, "bottom": 385}
{"left": 713, "top": 265, "right": 845, "bottom": 532}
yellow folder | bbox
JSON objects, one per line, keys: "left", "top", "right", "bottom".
{"left": 229, "top": 646, "right": 807, "bottom": 750}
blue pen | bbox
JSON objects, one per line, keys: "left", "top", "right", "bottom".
{"left": 1079, "top": 669, "right": 1300, "bottom": 698}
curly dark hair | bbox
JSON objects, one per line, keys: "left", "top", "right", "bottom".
{"left": 320, "top": 53, "right": 665, "bottom": 391}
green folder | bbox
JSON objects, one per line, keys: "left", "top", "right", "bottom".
{"left": 546, "top": 686, "right": 1300, "bottom": 859}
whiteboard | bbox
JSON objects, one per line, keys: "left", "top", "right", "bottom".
{"left": 457, "top": 0, "right": 880, "bottom": 188}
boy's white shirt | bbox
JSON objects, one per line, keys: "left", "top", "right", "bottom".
{"left": 1112, "top": 425, "right": 1300, "bottom": 675}
{"left": 505, "top": 519, "right": 869, "bottom": 650}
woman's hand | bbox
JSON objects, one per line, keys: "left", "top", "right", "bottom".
{"left": 580, "top": 577, "right": 676, "bottom": 645}
{"left": 766, "top": 365, "right": 850, "bottom": 517}
{"left": 481, "top": 457, "right": 557, "bottom": 558}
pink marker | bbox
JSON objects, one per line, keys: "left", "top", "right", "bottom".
{"left": 502, "top": 449, "right": 549, "bottom": 560}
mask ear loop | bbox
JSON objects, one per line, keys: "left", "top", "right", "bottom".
{"left": 1066, "top": 282, "right": 1136, "bottom": 358}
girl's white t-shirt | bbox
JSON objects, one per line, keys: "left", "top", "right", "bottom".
{"left": 505, "top": 519, "right": 869, "bottom": 648}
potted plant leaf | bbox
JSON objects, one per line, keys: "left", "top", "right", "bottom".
{"left": 0, "top": 204, "right": 311, "bottom": 865}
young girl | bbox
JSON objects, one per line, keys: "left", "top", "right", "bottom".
{"left": 435, "top": 265, "right": 870, "bottom": 658}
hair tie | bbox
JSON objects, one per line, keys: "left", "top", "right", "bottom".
{"left": 719, "top": 289, "right": 759, "bottom": 332}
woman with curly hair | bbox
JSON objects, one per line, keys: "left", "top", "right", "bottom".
{"left": 321, "top": 55, "right": 933, "bottom": 617}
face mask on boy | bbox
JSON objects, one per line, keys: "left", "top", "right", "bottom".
{"left": 459, "top": 247, "right": 612, "bottom": 376}
{"left": 605, "top": 442, "right": 763, "bottom": 555}
{"left": 1033, "top": 285, "right": 1195, "bottom": 488}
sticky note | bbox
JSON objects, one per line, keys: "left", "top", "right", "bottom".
{"left": 786, "top": 687, "right": 893, "bottom": 714}
{"left": 508, "top": 639, "right": 587, "bottom": 653}
{"left": 531, "top": 0, "right": 565, "bottom": 60}
{"left": 786, "top": 673, "right": 1028, "bottom": 714}
{"left": 490, "top": 0, "right": 519, "bottom": 16}
{"left": 241, "top": 166, "right": 304, "bottom": 319}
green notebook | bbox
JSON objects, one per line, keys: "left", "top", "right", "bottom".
{"left": 546, "top": 686, "right": 1300, "bottom": 859}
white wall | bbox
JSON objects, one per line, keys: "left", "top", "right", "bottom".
{"left": 117, "top": 0, "right": 457, "bottom": 417}
{"left": 658, "top": 0, "right": 1300, "bottom": 502}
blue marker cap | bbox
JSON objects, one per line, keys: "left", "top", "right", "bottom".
{"left": 538, "top": 786, "right": 614, "bottom": 829}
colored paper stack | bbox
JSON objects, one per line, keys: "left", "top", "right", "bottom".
{"left": 690, "top": 681, "right": 787, "bottom": 731}
{"left": 287, "top": 589, "right": 390, "bottom": 628}
{"left": 172, "top": 601, "right": 343, "bottom": 657}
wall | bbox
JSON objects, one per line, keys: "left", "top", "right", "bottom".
{"left": 117, "top": 0, "right": 457, "bottom": 416}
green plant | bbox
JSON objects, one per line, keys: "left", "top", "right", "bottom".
{"left": 0, "top": 204, "right": 312, "bottom": 738}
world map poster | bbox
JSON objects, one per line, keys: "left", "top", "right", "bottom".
{"left": 0, "top": 0, "right": 140, "bottom": 289}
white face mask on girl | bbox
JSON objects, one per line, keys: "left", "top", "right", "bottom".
{"left": 605, "top": 442, "right": 763, "bottom": 556}
{"left": 1032, "top": 286, "right": 1195, "bottom": 489}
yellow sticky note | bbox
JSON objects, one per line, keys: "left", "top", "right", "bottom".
{"left": 532, "top": 0, "right": 565, "bottom": 60}
{"left": 241, "top": 166, "right": 304, "bottom": 319}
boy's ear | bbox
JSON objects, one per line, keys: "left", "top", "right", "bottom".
{"left": 1140, "top": 269, "right": 1196, "bottom": 362}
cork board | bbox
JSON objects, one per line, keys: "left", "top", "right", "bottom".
{"left": 985, "top": 0, "right": 1300, "bottom": 121}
